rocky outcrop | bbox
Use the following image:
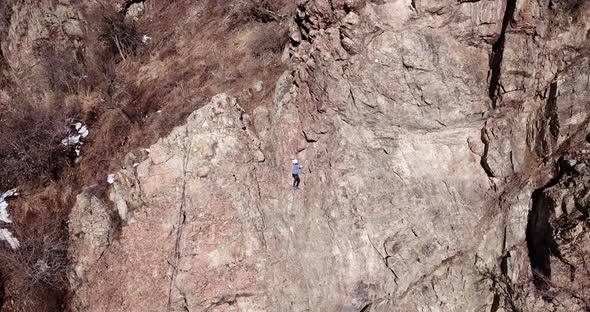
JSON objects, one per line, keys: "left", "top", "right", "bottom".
{"left": 1, "top": 0, "right": 84, "bottom": 93}
{"left": 67, "top": 0, "right": 590, "bottom": 311}
{"left": 69, "top": 94, "right": 269, "bottom": 311}
{"left": 525, "top": 157, "right": 590, "bottom": 310}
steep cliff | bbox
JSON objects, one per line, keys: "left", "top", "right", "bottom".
{"left": 1, "top": 0, "right": 590, "bottom": 311}
{"left": 66, "top": 1, "right": 590, "bottom": 311}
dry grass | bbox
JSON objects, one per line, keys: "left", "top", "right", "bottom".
{"left": 67, "top": 0, "right": 294, "bottom": 185}
{"left": 36, "top": 46, "right": 85, "bottom": 95}
{"left": 0, "top": 2, "right": 13, "bottom": 90}
{"left": 251, "top": 23, "right": 290, "bottom": 58}
{"left": 96, "top": 4, "right": 143, "bottom": 60}
{"left": 0, "top": 193, "right": 71, "bottom": 312}
{"left": 0, "top": 95, "right": 80, "bottom": 191}
{"left": 0, "top": 219, "right": 69, "bottom": 290}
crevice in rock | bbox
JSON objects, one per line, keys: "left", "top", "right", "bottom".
{"left": 430, "top": 279, "right": 442, "bottom": 303}
{"left": 343, "top": 3, "right": 352, "bottom": 14}
{"left": 302, "top": 130, "right": 318, "bottom": 143}
{"left": 203, "top": 293, "right": 254, "bottom": 310}
{"left": 132, "top": 164, "right": 147, "bottom": 207}
{"left": 359, "top": 302, "right": 372, "bottom": 312}
{"left": 121, "top": 0, "right": 145, "bottom": 16}
{"left": 250, "top": 166, "right": 267, "bottom": 249}
{"left": 490, "top": 226, "right": 512, "bottom": 312}
{"left": 490, "top": 288, "right": 500, "bottom": 311}
{"left": 240, "top": 112, "right": 248, "bottom": 130}
{"left": 488, "top": 0, "right": 517, "bottom": 108}
{"left": 525, "top": 172, "right": 562, "bottom": 293}
{"left": 480, "top": 127, "right": 496, "bottom": 178}
{"left": 526, "top": 157, "right": 581, "bottom": 301}
{"left": 535, "top": 81, "right": 560, "bottom": 158}
{"left": 166, "top": 126, "right": 191, "bottom": 312}
{"left": 349, "top": 88, "right": 358, "bottom": 108}
{"left": 546, "top": 81, "right": 560, "bottom": 139}
{"left": 367, "top": 235, "right": 399, "bottom": 285}
{"left": 293, "top": 4, "right": 312, "bottom": 46}
{"left": 398, "top": 251, "right": 466, "bottom": 300}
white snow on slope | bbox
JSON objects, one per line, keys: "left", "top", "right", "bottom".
{"left": 0, "top": 189, "right": 20, "bottom": 249}
{"left": 0, "top": 229, "right": 20, "bottom": 249}
{"left": 0, "top": 189, "right": 18, "bottom": 223}
{"left": 62, "top": 122, "right": 90, "bottom": 162}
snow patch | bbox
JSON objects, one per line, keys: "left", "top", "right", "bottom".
{"left": 0, "top": 201, "right": 11, "bottom": 224}
{"left": 107, "top": 174, "right": 116, "bottom": 184}
{"left": 62, "top": 135, "right": 81, "bottom": 146}
{"left": 0, "top": 189, "right": 18, "bottom": 223}
{"left": 0, "top": 189, "right": 20, "bottom": 249}
{"left": 0, "top": 229, "right": 19, "bottom": 249}
{"left": 79, "top": 125, "right": 89, "bottom": 138}
{"left": 62, "top": 122, "right": 90, "bottom": 162}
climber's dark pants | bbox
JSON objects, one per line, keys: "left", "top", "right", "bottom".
{"left": 292, "top": 174, "right": 300, "bottom": 187}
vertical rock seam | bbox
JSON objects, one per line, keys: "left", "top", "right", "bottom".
{"left": 488, "top": 0, "right": 518, "bottom": 108}
{"left": 480, "top": 127, "right": 496, "bottom": 178}
{"left": 546, "top": 81, "right": 560, "bottom": 139}
{"left": 525, "top": 173, "right": 561, "bottom": 293}
{"left": 536, "top": 81, "right": 560, "bottom": 158}
{"left": 166, "top": 127, "right": 191, "bottom": 312}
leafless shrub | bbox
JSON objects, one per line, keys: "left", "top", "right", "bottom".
{"left": 548, "top": 244, "right": 590, "bottom": 310}
{"left": 224, "top": 0, "right": 289, "bottom": 57}
{"left": 37, "top": 47, "right": 84, "bottom": 94}
{"left": 251, "top": 24, "right": 289, "bottom": 58}
{"left": 96, "top": 5, "right": 142, "bottom": 60}
{"left": 479, "top": 267, "right": 532, "bottom": 312}
{"left": 549, "top": 0, "right": 586, "bottom": 12}
{"left": 0, "top": 2, "right": 12, "bottom": 90}
{"left": 479, "top": 243, "right": 590, "bottom": 312}
{"left": 114, "top": 79, "right": 163, "bottom": 125}
{"left": 0, "top": 96, "right": 77, "bottom": 190}
{"left": 0, "top": 217, "right": 69, "bottom": 302}
{"left": 248, "top": 0, "right": 282, "bottom": 23}
{"left": 226, "top": 0, "right": 286, "bottom": 30}
{"left": 0, "top": 1, "right": 11, "bottom": 36}
{"left": 0, "top": 53, "right": 9, "bottom": 90}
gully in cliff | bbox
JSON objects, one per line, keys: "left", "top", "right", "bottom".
{"left": 292, "top": 159, "right": 304, "bottom": 189}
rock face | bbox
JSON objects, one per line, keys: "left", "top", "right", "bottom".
{"left": 525, "top": 157, "right": 590, "bottom": 310}
{"left": 0, "top": 0, "right": 83, "bottom": 92}
{"left": 69, "top": 94, "right": 268, "bottom": 311}
{"left": 68, "top": 0, "right": 590, "bottom": 311}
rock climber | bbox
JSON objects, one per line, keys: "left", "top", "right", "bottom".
{"left": 292, "top": 159, "right": 303, "bottom": 189}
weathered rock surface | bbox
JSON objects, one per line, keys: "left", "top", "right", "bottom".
{"left": 69, "top": 94, "right": 266, "bottom": 311}
{"left": 524, "top": 157, "right": 590, "bottom": 311}
{"left": 67, "top": 0, "right": 590, "bottom": 311}
{"left": 1, "top": 0, "right": 83, "bottom": 92}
